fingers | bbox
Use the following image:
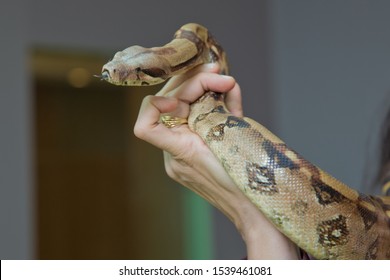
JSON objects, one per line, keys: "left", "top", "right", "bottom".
{"left": 159, "top": 62, "right": 241, "bottom": 115}
{"left": 172, "top": 72, "right": 243, "bottom": 117}
{"left": 134, "top": 71, "right": 242, "bottom": 155}
{"left": 168, "top": 72, "right": 236, "bottom": 104}
{"left": 158, "top": 63, "right": 220, "bottom": 96}
{"left": 133, "top": 95, "right": 179, "bottom": 150}
{"left": 225, "top": 82, "right": 244, "bottom": 117}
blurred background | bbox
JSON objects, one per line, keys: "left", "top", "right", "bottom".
{"left": 1, "top": 0, "right": 389, "bottom": 259}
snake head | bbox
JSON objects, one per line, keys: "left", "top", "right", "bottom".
{"left": 100, "top": 46, "right": 170, "bottom": 86}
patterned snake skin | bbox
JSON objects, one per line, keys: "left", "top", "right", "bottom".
{"left": 100, "top": 23, "right": 390, "bottom": 259}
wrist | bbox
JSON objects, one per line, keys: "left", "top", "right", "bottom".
{"left": 233, "top": 202, "right": 300, "bottom": 260}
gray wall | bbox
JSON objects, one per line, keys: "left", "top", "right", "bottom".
{"left": 270, "top": 0, "right": 390, "bottom": 192}
{"left": 0, "top": 0, "right": 34, "bottom": 259}
{"left": 1, "top": 0, "right": 389, "bottom": 259}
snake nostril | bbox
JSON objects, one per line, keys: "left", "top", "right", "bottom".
{"left": 101, "top": 69, "right": 110, "bottom": 80}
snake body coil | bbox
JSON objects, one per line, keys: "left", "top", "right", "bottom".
{"left": 101, "top": 23, "right": 390, "bottom": 259}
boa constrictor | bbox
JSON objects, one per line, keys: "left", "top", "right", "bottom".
{"left": 100, "top": 23, "right": 390, "bottom": 259}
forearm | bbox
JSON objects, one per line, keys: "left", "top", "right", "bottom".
{"left": 165, "top": 151, "right": 300, "bottom": 259}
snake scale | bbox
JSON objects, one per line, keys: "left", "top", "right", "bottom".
{"left": 100, "top": 23, "right": 390, "bottom": 259}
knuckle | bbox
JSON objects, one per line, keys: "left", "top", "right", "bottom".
{"left": 164, "top": 163, "right": 177, "bottom": 180}
{"left": 133, "top": 95, "right": 154, "bottom": 139}
{"left": 133, "top": 122, "right": 145, "bottom": 139}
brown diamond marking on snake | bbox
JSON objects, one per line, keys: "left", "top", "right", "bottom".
{"left": 311, "top": 177, "right": 346, "bottom": 206}
{"left": 317, "top": 215, "right": 349, "bottom": 248}
{"left": 261, "top": 140, "right": 299, "bottom": 170}
{"left": 206, "top": 123, "right": 225, "bottom": 142}
{"left": 246, "top": 162, "right": 278, "bottom": 195}
{"left": 225, "top": 116, "right": 251, "bottom": 128}
{"left": 365, "top": 237, "right": 379, "bottom": 260}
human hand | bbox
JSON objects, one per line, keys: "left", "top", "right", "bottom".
{"left": 133, "top": 64, "right": 300, "bottom": 259}
{"left": 134, "top": 64, "right": 246, "bottom": 215}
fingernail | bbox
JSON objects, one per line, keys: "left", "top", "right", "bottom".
{"left": 220, "top": 74, "right": 233, "bottom": 79}
{"left": 204, "top": 63, "right": 218, "bottom": 70}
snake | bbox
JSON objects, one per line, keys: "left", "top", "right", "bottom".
{"left": 99, "top": 23, "right": 390, "bottom": 259}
